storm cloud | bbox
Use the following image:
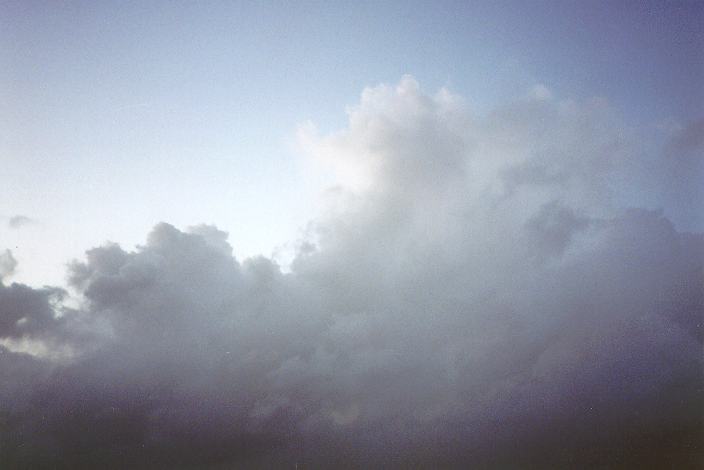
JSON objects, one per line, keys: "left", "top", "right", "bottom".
{"left": 1, "top": 78, "right": 702, "bottom": 468}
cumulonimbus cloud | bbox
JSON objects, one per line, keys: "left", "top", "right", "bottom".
{"left": 1, "top": 77, "right": 702, "bottom": 468}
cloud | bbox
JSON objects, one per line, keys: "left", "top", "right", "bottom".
{"left": 0, "top": 249, "right": 17, "bottom": 280}
{"left": 527, "top": 83, "right": 553, "bottom": 101}
{"left": 659, "top": 118, "right": 704, "bottom": 230}
{"left": 0, "top": 78, "right": 702, "bottom": 468}
{"left": 7, "top": 215, "right": 34, "bottom": 229}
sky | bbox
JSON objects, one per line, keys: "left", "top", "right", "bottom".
{"left": 2, "top": 0, "right": 702, "bottom": 286}
{"left": 1, "top": 1, "right": 703, "bottom": 468}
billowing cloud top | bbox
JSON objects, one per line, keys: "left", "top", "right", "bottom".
{"left": 1, "top": 78, "right": 702, "bottom": 468}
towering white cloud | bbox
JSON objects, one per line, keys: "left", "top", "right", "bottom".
{"left": 1, "top": 77, "right": 702, "bottom": 468}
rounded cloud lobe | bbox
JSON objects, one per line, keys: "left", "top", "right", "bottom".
{"left": 1, "top": 78, "right": 702, "bottom": 468}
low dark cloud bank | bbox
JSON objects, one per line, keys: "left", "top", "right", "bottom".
{"left": 1, "top": 78, "right": 702, "bottom": 468}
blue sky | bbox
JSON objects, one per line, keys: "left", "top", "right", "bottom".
{"left": 2, "top": 0, "right": 702, "bottom": 285}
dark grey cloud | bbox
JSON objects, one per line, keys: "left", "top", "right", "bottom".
{"left": 1, "top": 78, "right": 702, "bottom": 468}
